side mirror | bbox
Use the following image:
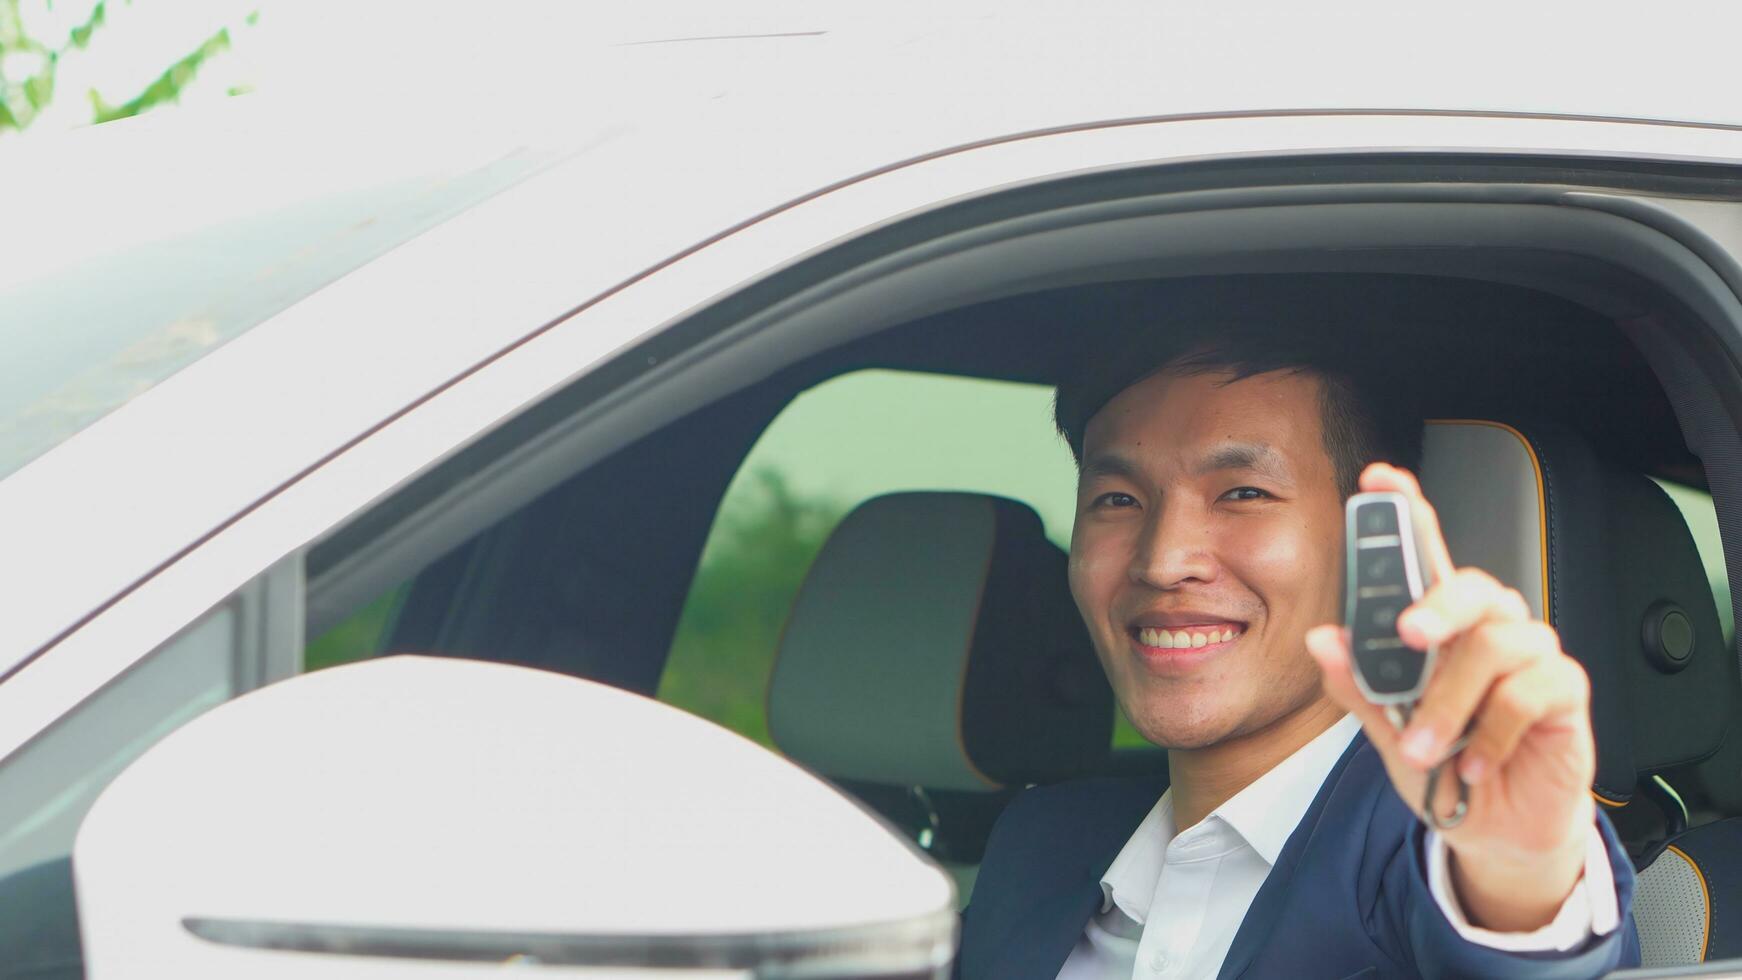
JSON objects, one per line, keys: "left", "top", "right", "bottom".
{"left": 74, "top": 656, "right": 957, "bottom": 977}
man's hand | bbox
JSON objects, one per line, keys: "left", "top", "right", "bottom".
{"left": 1305, "top": 462, "right": 1597, "bottom": 933}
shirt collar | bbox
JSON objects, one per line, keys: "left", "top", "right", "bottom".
{"left": 1215, "top": 712, "right": 1362, "bottom": 865}
{"left": 1098, "top": 788, "right": 1174, "bottom": 920}
{"left": 1096, "top": 713, "right": 1361, "bottom": 917}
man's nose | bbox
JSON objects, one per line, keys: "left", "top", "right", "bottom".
{"left": 1128, "top": 502, "right": 1217, "bottom": 589}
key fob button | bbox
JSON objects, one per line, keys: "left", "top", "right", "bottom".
{"left": 1359, "top": 550, "right": 1407, "bottom": 585}
{"left": 1355, "top": 501, "right": 1400, "bottom": 535}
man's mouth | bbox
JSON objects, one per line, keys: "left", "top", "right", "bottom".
{"left": 1132, "top": 623, "right": 1246, "bottom": 650}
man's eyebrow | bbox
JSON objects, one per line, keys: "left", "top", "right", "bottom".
{"left": 1079, "top": 452, "right": 1141, "bottom": 480}
{"left": 1193, "top": 443, "right": 1293, "bottom": 481}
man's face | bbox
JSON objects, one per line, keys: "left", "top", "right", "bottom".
{"left": 1069, "top": 367, "right": 1346, "bottom": 749}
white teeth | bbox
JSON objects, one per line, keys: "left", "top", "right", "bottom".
{"left": 1139, "top": 626, "right": 1242, "bottom": 648}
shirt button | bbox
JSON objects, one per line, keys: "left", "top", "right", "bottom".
{"left": 1150, "top": 951, "right": 1170, "bottom": 973}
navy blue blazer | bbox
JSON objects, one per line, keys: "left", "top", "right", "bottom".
{"left": 958, "top": 734, "right": 1640, "bottom": 980}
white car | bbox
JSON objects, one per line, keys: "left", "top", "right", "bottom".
{"left": 6, "top": 3, "right": 1742, "bottom": 976}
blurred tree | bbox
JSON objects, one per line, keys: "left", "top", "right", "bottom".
{"left": 659, "top": 467, "right": 845, "bottom": 746}
{"left": 0, "top": 0, "right": 251, "bottom": 135}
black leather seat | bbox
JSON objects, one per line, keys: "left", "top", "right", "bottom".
{"left": 1421, "top": 419, "right": 1739, "bottom": 967}
{"left": 765, "top": 491, "right": 1114, "bottom": 904}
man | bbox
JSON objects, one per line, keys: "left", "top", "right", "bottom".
{"left": 956, "top": 291, "right": 1639, "bottom": 979}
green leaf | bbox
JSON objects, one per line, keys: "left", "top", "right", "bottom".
{"left": 69, "top": 0, "right": 106, "bottom": 49}
{"left": 23, "top": 71, "right": 52, "bottom": 111}
{"left": 91, "top": 26, "right": 231, "bottom": 124}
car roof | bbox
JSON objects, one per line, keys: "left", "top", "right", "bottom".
{"left": 5, "top": 0, "right": 1742, "bottom": 675}
{"left": 273, "top": 1, "right": 1742, "bottom": 134}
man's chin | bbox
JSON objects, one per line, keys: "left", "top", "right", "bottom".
{"left": 1126, "top": 714, "right": 1238, "bottom": 751}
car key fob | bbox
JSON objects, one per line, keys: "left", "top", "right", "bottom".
{"left": 1344, "top": 491, "right": 1437, "bottom": 706}
{"left": 1345, "top": 492, "right": 1469, "bottom": 829}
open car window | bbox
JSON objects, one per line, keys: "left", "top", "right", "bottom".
{"left": 1654, "top": 480, "right": 1734, "bottom": 647}
{"left": 656, "top": 368, "right": 1157, "bottom": 749}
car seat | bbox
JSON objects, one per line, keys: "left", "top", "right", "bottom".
{"left": 1421, "top": 418, "right": 1739, "bottom": 967}
{"left": 765, "top": 491, "right": 1114, "bottom": 906}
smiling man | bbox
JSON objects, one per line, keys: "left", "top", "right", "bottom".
{"left": 955, "top": 288, "right": 1640, "bottom": 980}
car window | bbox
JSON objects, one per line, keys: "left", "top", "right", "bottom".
{"left": 659, "top": 374, "right": 1740, "bottom": 761}
{"left": 303, "top": 584, "right": 409, "bottom": 673}
{"left": 1653, "top": 479, "right": 1734, "bottom": 646}
{"left": 657, "top": 368, "right": 1156, "bottom": 750}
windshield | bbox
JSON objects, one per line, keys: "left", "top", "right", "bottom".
{"left": 0, "top": 106, "right": 569, "bottom": 480}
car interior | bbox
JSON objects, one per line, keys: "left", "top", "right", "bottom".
{"left": 11, "top": 156, "right": 1742, "bottom": 977}
{"left": 332, "top": 269, "right": 1742, "bottom": 971}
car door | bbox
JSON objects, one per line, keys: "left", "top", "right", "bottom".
{"left": 9, "top": 108, "right": 1742, "bottom": 976}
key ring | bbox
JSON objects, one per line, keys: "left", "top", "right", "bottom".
{"left": 1384, "top": 704, "right": 1471, "bottom": 830}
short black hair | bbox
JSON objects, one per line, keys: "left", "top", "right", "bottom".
{"left": 1052, "top": 279, "right": 1424, "bottom": 499}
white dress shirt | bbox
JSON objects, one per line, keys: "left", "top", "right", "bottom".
{"left": 1057, "top": 713, "right": 1620, "bottom": 979}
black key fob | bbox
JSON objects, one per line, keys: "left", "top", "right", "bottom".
{"left": 1344, "top": 491, "right": 1437, "bottom": 706}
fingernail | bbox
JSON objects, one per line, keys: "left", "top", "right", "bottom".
{"left": 1399, "top": 608, "right": 1446, "bottom": 645}
{"left": 1459, "top": 754, "right": 1489, "bottom": 784}
{"left": 1401, "top": 727, "right": 1438, "bottom": 765}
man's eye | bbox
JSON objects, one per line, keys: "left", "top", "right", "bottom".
{"left": 1092, "top": 492, "right": 1139, "bottom": 509}
{"left": 1222, "top": 487, "right": 1272, "bottom": 502}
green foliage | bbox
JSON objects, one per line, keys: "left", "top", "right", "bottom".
{"left": 304, "top": 586, "right": 406, "bottom": 672}
{"left": 89, "top": 24, "right": 229, "bottom": 124}
{"left": 0, "top": 0, "right": 52, "bottom": 132}
{"left": 0, "top": 0, "right": 252, "bottom": 135}
{"left": 658, "top": 468, "right": 845, "bottom": 746}
{"left": 68, "top": 0, "right": 105, "bottom": 50}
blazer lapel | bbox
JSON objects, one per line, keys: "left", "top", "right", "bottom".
{"left": 985, "top": 870, "right": 1112, "bottom": 980}
{"left": 1216, "top": 733, "right": 1368, "bottom": 980}
{"left": 985, "top": 777, "right": 1164, "bottom": 980}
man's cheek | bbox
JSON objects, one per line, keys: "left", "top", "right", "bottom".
{"left": 1066, "top": 541, "right": 1119, "bottom": 612}
{"left": 1229, "top": 520, "right": 1324, "bottom": 595}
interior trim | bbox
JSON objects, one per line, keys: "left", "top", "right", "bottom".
{"left": 1665, "top": 843, "right": 1714, "bottom": 962}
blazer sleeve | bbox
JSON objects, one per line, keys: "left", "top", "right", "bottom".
{"left": 1390, "top": 809, "right": 1641, "bottom": 979}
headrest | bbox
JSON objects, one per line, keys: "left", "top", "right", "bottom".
{"left": 1421, "top": 420, "right": 1731, "bottom": 806}
{"left": 767, "top": 493, "right": 1112, "bottom": 792}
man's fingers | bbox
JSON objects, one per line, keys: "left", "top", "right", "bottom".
{"left": 1358, "top": 462, "right": 1456, "bottom": 582}
{"left": 1459, "top": 655, "right": 1591, "bottom": 784}
{"left": 1397, "top": 621, "right": 1555, "bottom": 768}
{"left": 1304, "top": 625, "right": 1399, "bottom": 752}
{"left": 1397, "top": 567, "right": 1531, "bottom": 649}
